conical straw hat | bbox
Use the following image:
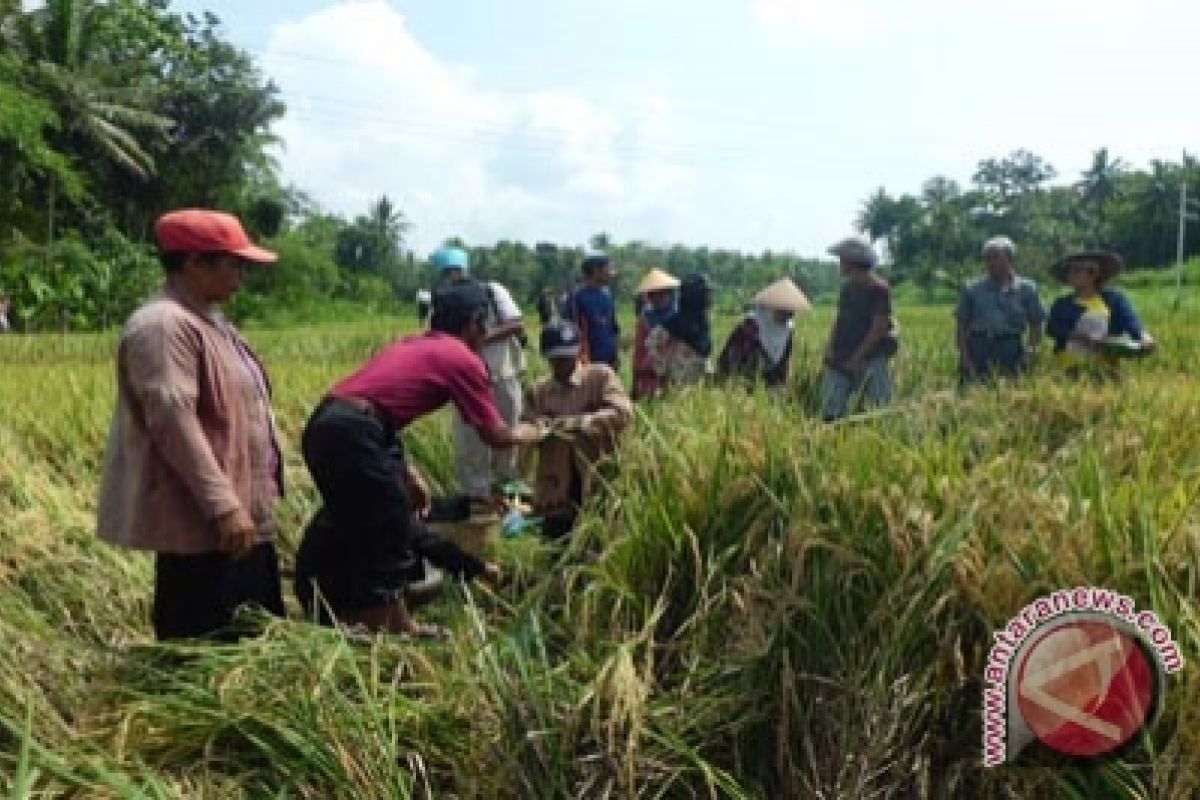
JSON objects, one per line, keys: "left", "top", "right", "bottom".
{"left": 635, "top": 268, "right": 680, "bottom": 296}
{"left": 753, "top": 278, "right": 811, "bottom": 313}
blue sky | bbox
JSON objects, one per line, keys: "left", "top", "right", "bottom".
{"left": 167, "top": 0, "right": 1200, "bottom": 257}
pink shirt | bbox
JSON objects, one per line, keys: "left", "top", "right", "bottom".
{"left": 331, "top": 332, "right": 504, "bottom": 430}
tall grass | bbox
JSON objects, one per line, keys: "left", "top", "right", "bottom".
{"left": 0, "top": 291, "right": 1196, "bottom": 797}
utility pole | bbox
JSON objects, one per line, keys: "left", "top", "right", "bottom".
{"left": 1175, "top": 148, "right": 1200, "bottom": 309}
{"left": 1176, "top": 180, "right": 1186, "bottom": 301}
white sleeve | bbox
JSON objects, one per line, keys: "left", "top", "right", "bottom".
{"left": 489, "top": 282, "right": 522, "bottom": 322}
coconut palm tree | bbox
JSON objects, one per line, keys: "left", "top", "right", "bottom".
{"left": 1078, "top": 147, "right": 1127, "bottom": 243}
{"left": 18, "top": 0, "right": 173, "bottom": 181}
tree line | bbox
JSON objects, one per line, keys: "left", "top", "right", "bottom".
{"left": 2, "top": 1, "right": 1197, "bottom": 331}
{"left": 860, "top": 148, "right": 1200, "bottom": 300}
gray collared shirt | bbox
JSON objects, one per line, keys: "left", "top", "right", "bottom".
{"left": 955, "top": 275, "right": 1045, "bottom": 335}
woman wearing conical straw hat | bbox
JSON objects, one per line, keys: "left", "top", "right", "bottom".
{"left": 645, "top": 273, "right": 715, "bottom": 393}
{"left": 717, "top": 277, "right": 810, "bottom": 388}
{"left": 631, "top": 268, "right": 680, "bottom": 400}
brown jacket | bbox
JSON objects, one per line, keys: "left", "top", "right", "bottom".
{"left": 523, "top": 364, "right": 632, "bottom": 516}
{"left": 97, "top": 287, "right": 280, "bottom": 555}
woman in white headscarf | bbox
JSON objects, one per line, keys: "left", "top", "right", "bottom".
{"left": 717, "top": 278, "right": 811, "bottom": 387}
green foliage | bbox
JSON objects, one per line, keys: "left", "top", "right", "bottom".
{"left": 0, "top": 228, "right": 159, "bottom": 330}
{"left": 0, "top": 297, "right": 1197, "bottom": 796}
{"left": 860, "top": 149, "right": 1200, "bottom": 290}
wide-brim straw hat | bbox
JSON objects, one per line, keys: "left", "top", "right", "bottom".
{"left": 635, "top": 268, "right": 680, "bottom": 296}
{"left": 1050, "top": 250, "right": 1124, "bottom": 284}
{"left": 753, "top": 278, "right": 811, "bottom": 314}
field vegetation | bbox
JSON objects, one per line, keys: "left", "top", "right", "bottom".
{"left": 1, "top": 291, "right": 1197, "bottom": 798}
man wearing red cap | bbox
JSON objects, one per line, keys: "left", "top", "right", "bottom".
{"left": 97, "top": 209, "right": 285, "bottom": 642}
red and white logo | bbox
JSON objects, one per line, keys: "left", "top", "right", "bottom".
{"left": 1014, "top": 618, "right": 1159, "bottom": 759}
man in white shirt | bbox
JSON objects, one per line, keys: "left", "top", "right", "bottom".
{"left": 431, "top": 246, "right": 527, "bottom": 501}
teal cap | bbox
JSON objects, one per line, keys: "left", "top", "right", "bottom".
{"left": 431, "top": 246, "right": 469, "bottom": 272}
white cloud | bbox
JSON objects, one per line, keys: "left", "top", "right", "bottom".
{"left": 263, "top": 0, "right": 698, "bottom": 253}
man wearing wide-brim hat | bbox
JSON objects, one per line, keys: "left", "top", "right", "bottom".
{"left": 716, "top": 277, "right": 810, "bottom": 388}
{"left": 820, "top": 235, "right": 898, "bottom": 421}
{"left": 632, "top": 268, "right": 680, "bottom": 399}
{"left": 1045, "top": 250, "right": 1156, "bottom": 370}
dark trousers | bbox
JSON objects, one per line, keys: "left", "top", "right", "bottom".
{"left": 963, "top": 333, "right": 1027, "bottom": 383}
{"left": 295, "top": 400, "right": 484, "bottom": 624}
{"left": 152, "top": 541, "right": 284, "bottom": 642}
{"left": 541, "top": 459, "right": 584, "bottom": 540}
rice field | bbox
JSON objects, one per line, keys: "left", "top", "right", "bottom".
{"left": 0, "top": 296, "right": 1197, "bottom": 798}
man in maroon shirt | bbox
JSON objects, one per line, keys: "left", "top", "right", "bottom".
{"left": 296, "top": 281, "right": 544, "bottom": 637}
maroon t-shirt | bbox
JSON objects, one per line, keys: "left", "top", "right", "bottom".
{"left": 830, "top": 275, "right": 893, "bottom": 362}
{"left": 330, "top": 332, "right": 504, "bottom": 430}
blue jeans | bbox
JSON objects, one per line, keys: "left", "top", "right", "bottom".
{"left": 821, "top": 356, "right": 892, "bottom": 421}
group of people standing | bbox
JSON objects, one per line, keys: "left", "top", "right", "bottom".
{"left": 95, "top": 207, "right": 1157, "bottom": 645}
{"left": 622, "top": 235, "right": 899, "bottom": 422}
{"left": 955, "top": 237, "right": 1155, "bottom": 381}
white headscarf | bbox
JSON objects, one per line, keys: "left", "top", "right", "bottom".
{"left": 753, "top": 305, "right": 793, "bottom": 366}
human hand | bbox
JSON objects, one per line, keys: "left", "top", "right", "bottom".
{"left": 579, "top": 412, "right": 604, "bottom": 436}
{"left": 216, "top": 507, "right": 257, "bottom": 558}
{"left": 511, "top": 421, "right": 548, "bottom": 446}
{"left": 481, "top": 562, "right": 502, "bottom": 585}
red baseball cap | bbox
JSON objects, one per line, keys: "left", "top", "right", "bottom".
{"left": 154, "top": 209, "right": 277, "bottom": 264}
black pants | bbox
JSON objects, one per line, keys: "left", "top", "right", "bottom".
{"left": 296, "top": 399, "right": 485, "bottom": 624}
{"left": 152, "top": 541, "right": 284, "bottom": 642}
{"left": 541, "top": 459, "right": 584, "bottom": 540}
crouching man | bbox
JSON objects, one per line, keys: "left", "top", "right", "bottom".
{"left": 524, "top": 321, "right": 632, "bottom": 539}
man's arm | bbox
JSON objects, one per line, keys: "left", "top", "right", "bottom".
{"left": 845, "top": 315, "right": 890, "bottom": 371}
{"left": 482, "top": 284, "right": 526, "bottom": 345}
{"left": 1025, "top": 285, "right": 1046, "bottom": 352}
{"left": 584, "top": 367, "right": 633, "bottom": 435}
{"left": 482, "top": 319, "right": 526, "bottom": 346}
{"left": 476, "top": 421, "right": 545, "bottom": 449}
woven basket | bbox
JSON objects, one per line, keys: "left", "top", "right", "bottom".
{"left": 428, "top": 515, "right": 500, "bottom": 558}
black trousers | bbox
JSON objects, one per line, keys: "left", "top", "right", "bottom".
{"left": 541, "top": 458, "right": 584, "bottom": 540}
{"left": 152, "top": 541, "right": 284, "bottom": 642}
{"left": 295, "top": 399, "right": 485, "bottom": 624}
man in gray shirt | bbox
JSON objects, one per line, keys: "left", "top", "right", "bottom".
{"left": 955, "top": 236, "right": 1045, "bottom": 383}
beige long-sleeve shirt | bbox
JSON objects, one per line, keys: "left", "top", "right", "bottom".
{"left": 522, "top": 364, "right": 632, "bottom": 516}
{"left": 97, "top": 286, "right": 280, "bottom": 554}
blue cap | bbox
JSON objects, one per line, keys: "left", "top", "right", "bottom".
{"left": 431, "top": 246, "right": 469, "bottom": 272}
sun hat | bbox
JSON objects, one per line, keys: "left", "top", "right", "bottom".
{"left": 753, "top": 278, "right": 811, "bottom": 314}
{"left": 1049, "top": 250, "right": 1124, "bottom": 284}
{"left": 540, "top": 320, "right": 582, "bottom": 358}
{"left": 154, "top": 209, "right": 276, "bottom": 264}
{"left": 431, "top": 246, "right": 470, "bottom": 272}
{"left": 635, "top": 268, "right": 680, "bottom": 296}
{"left": 827, "top": 235, "right": 879, "bottom": 269}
